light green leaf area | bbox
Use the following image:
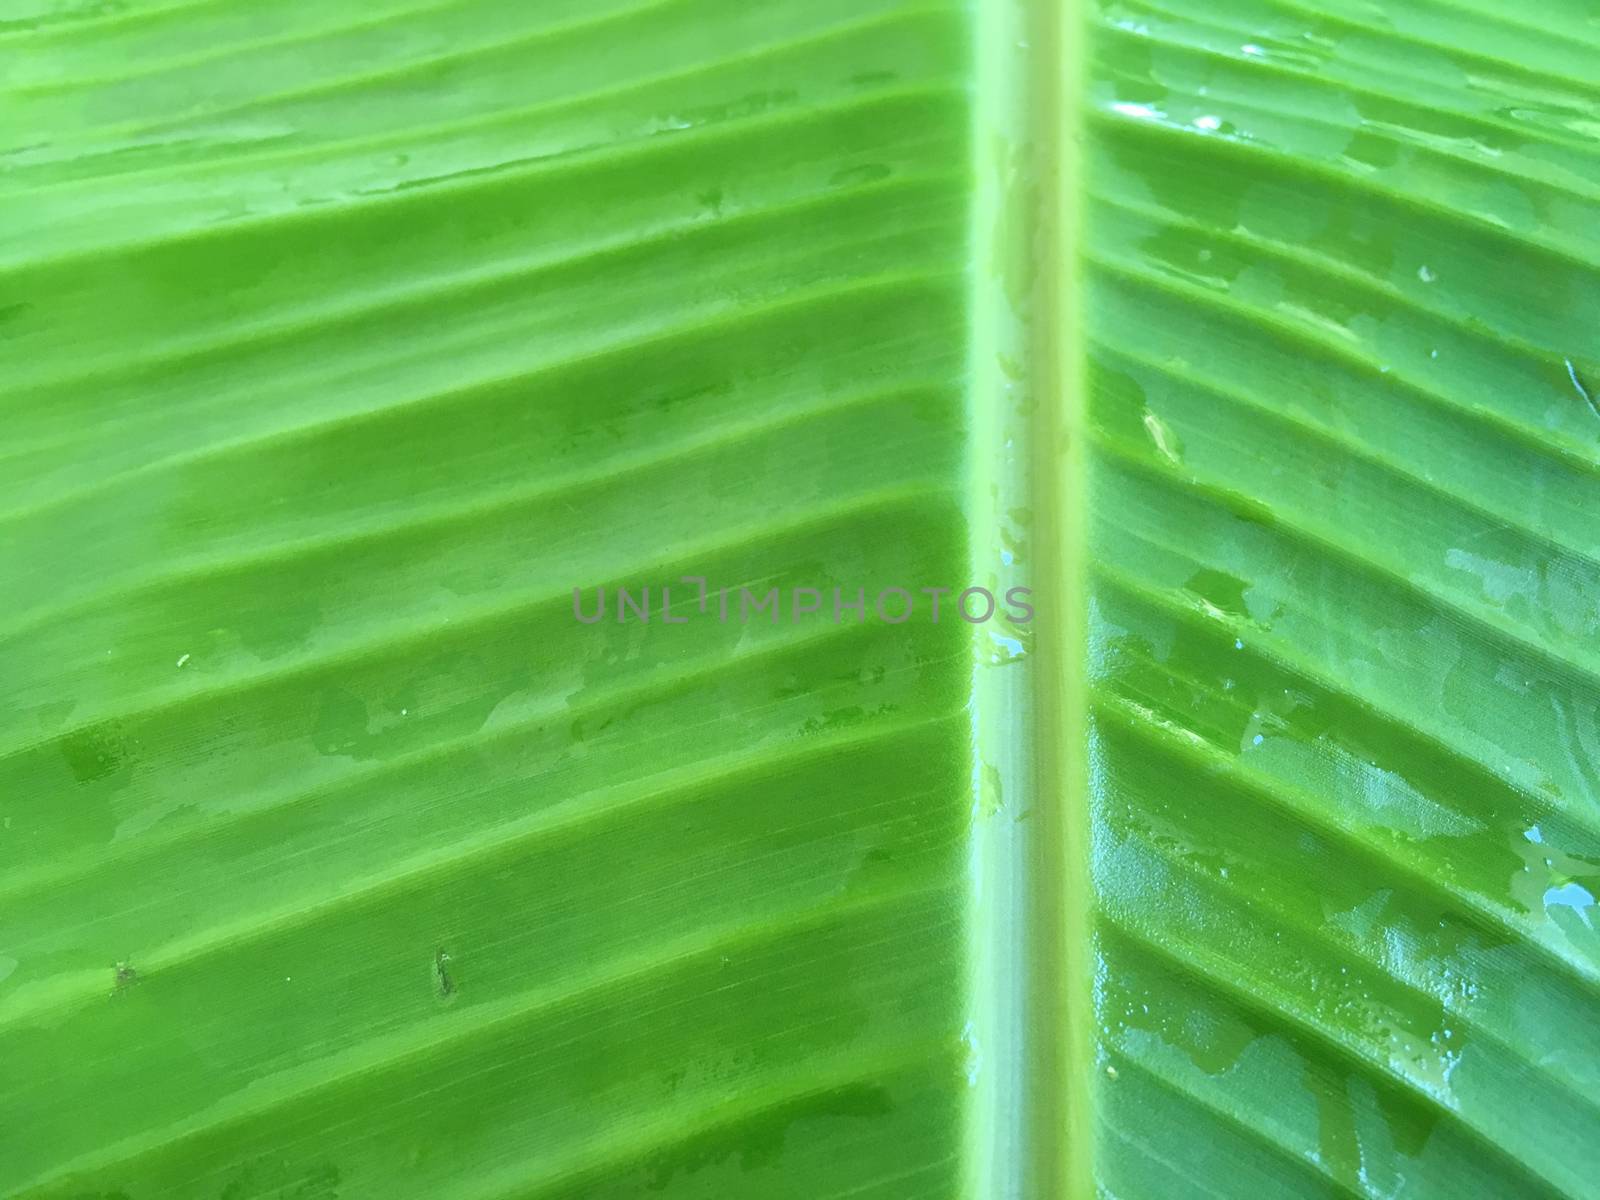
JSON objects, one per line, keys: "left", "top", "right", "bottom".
{"left": 1, "top": 0, "right": 1597, "bottom": 1198}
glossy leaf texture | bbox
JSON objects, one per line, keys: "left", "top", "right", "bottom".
{"left": 2, "top": 1, "right": 1598, "bottom": 1198}
{"left": 1082, "top": 0, "right": 1600, "bottom": 1195}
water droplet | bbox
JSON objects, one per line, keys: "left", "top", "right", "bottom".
{"left": 988, "top": 630, "right": 1026, "bottom": 662}
{"left": 1111, "top": 101, "right": 1163, "bottom": 122}
{"left": 1143, "top": 410, "right": 1182, "bottom": 464}
{"left": 1546, "top": 881, "right": 1597, "bottom": 927}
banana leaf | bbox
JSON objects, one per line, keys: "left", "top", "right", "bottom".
{"left": 2, "top": 0, "right": 1597, "bottom": 1196}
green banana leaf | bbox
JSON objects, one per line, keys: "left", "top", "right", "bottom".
{"left": 3, "top": 0, "right": 1598, "bottom": 1196}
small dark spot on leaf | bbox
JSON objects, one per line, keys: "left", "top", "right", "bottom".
{"left": 830, "top": 163, "right": 892, "bottom": 187}
{"left": 61, "top": 724, "right": 126, "bottom": 783}
{"left": 434, "top": 948, "right": 454, "bottom": 998}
